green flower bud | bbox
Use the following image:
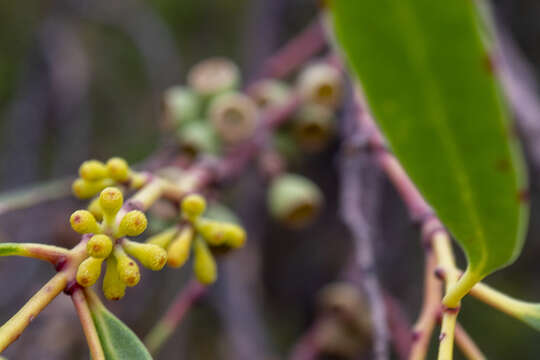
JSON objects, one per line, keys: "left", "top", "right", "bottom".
{"left": 122, "top": 239, "right": 167, "bottom": 271}
{"left": 181, "top": 194, "right": 206, "bottom": 220}
{"left": 195, "top": 218, "right": 227, "bottom": 246}
{"left": 87, "top": 234, "right": 113, "bottom": 258}
{"left": 103, "top": 257, "right": 126, "bottom": 300}
{"left": 167, "top": 227, "right": 194, "bottom": 268}
{"left": 76, "top": 257, "right": 104, "bottom": 287}
{"left": 106, "top": 157, "right": 130, "bottom": 182}
{"left": 222, "top": 223, "right": 246, "bottom": 248}
{"left": 70, "top": 210, "right": 101, "bottom": 234}
{"left": 187, "top": 57, "right": 240, "bottom": 98}
{"left": 209, "top": 92, "right": 259, "bottom": 144}
{"left": 146, "top": 226, "right": 179, "bottom": 249}
{"left": 118, "top": 210, "right": 148, "bottom": 237}
{"left": 88, "top": 196, "right": 103, "bottom": 221}
{"left": 99, "top": 187, "right": 123, "bottom": 216}
{"left": 193, "top": 237, "right": 217, "bottom": 285}
{"left": 162, "top": 86, "right": 201, "bottom": 128}
{"left": 297, "top": 62, "right": 343, "bottom": 109}
{"left": 79, "top": 160, "right": 108, "bottom": 181}
{"left": 293, "top": 104, "right": 335, "bottom": 152}
{"left": 177, "top": 121, "right": 220, "bottom": 157}
{"left": 72, "top": 178, "right": 114, "bottom": 199}
{"left": 113, "top": 245, "right": 140, "bottom": 287}
{"left": 267, "top": 174, "right": 323, "bottom": 228}
{"left": 248, "top": 79, "right": 291, "bottom": 110}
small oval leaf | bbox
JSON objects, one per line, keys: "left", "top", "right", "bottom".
{"left": 86, "top": 290, "right": 152, "bottom": 360}
{"left": 329, "top": 1, "right": 529, "bottom": 297}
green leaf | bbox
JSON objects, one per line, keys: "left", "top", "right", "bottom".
{"left": 329, "top": 1, "right": 528, "bottom": 299}
{"left": 86, "top": 291, "right": 152, "bottom": 360}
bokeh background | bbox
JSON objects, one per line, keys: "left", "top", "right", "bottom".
{"left": 1, "top": 0, "right": 540, "bottom": 359}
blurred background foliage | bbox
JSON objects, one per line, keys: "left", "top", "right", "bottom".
{"left": 0, "top": 0, "right": 540, "bottom": 359}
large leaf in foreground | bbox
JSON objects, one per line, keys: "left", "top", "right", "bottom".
{"left": 86, "top": 290, "right": 152, "bottom": 360}
{"left": 330, "top": 1, "right": 528, "bottom": 300}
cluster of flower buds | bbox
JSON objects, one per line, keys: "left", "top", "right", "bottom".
{"left": 146, "top": 194, "right": 246, "bottom": 285}
{"left": 70, "top": 187, "right": 167, "bottom": 300}
{"left": 72, "top": 157, "right": 147, "bottom": 201}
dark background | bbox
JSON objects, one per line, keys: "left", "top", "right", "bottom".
{"left": 1, "top": 0, "right": 540, "bottom": 359}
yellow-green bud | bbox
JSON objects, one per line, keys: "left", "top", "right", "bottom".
{"left": 130, "top": 172, "right": 147, "bottom": 189}
{"left": 146, "top": 227, "right": 178, "bottom": 249}
{"left": 248, "top": 79, "right": 291, "bottom": 110}
{"left": 70, "top": 210, "right": 101, "bottom": 234}
{"left": 293, "top": 104, "right": 335, "bottom": 153}
{"left": 297, "top": 62, "right": 343, "bottom": 109}
{"left": 99, "top": 187, "right": 123, "bottom": 216}
{"left": 88, "top": 197, "right": 103, "bottom": 221}
{"left": 195, "top": 219, "right": 226, "bottom": 246}
{"left": 113, "top": 245, "right": 140, "bottom": 287}
{"left": 181, "top": 194, "right": 206, "bottom": 219}
{"left": 79, "top": 160, "right": 108, "bottom": 181}
{"left": 103, "top": 257, "right": 126, "bottom": 300}
{"left": 222, "top": 223, "right": 246, "bottom": 248}
{"left": 187, "top": 57, "right": 240, "bottom": 97}
{"left": 87, "top": 234, "right": 113, "bottom": 258}
{"left": 122, "top": 239, "right": 167, "bottom": 271}
{"left": 193, "top": 237, "right": 217, "bottom": 285}
{"left": 118, "top": 210, "right": 148, "bottom": 237}
{"left": 72, "top": 178, "right": 114, "bottom": 199}
{"left": 267, "top": 174, "right": 323, "bottom": 228}
{"left": 76, "top": 257, "right": 104, "bottom": 287}
{"left": 177, "top": 121, "right": 220, "bottom": 157}
{"left": 209, "top": 92, "right": 259, "bottom": 144}
{"left": 167, "top": 227, "right": 194, "bottom": 268}
{"left": 106, "top": 157, "right": 130, "bottom": 182}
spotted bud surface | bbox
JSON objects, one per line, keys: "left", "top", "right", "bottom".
{"left": 118, "top": 210, "right": 148, "bottom": 237}
{"left": 146, "top": 227, "right": 178, "bottom": 249}
{"left": 268, "top": 174, "right": 323, "bottom": 228}
{"left": 297, "top": 62, "right": 343, "bottom": 109}
{"left": 193, "top": 237, "right": 217, "bottom": 285}
{"left": 106, "top": 157, "right": 130, "bottom": 182}
{"left": 70, "top": 210, "right": 101, "bottom": 234}
{"left": 167, "top": 227, "right": 194, "bottom": 268}
{"left": 72, "top": 178, "right": 114, "bottom": 199}
{"left": 79, "top": 160, "right": 108, "bottom": 181}
{"left": 103, "top": 257, "right": 126, "bottom": 300}
{"left": 114, "top": 246, "right": 140, "bottom": 287}
{"left": 77, "top": 257, "right": 104, "bottom": 287}
{"left": 87, "top": 234, "right": 113, "bottom": 258}
{"left": 209, "top": 92, "right": 259, "bottom": 144}
{"left": 99, "top": 187, "right": 123, "bottom": 216}
{"left": 187, "top": 57, "right": 240, "bottom": 97}
{"left": 181, "top": 194, "right": 206, "bottom": 220}
{"left": 122, "top": 239, "right": 167, "bottom": 271}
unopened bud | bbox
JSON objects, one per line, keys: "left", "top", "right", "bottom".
{"left": 118, "top": 210, "right": 148, "bottom": 237}
{"left": 167, "top": 227, "right": 194, "bottom": 268}
{"left": 193, "top": 237, "right": 217, "bottom": 285}
{"left": 72, "top": 178, "right": 114, "bottom": 199}
{"left": 88, "top": 197, "right": 103, "bottom": 221}
{"left": 76, "top": 257, "right": 104, "bottom": 287}
{"left": 122, "top": 239, "right": 167, "bottom": 271}
{"left": 99, "top": 187, "right": 123, "bottom": 216}
{"left": 181, "top": 194, "right": 206, "bottom": 220}
{"left": 79, "top": 160, "right": 108, "bottom": 181}
{"left": 103, "top": 257, "right": 126, "bottom": 300}
{"left": 106, "top": 157, "right": 130, "bottom": 182}
{"left": 87, "top": 234, "right": 113, "bottom": 258}
{"left": 70, "top": 210, "right": 101, "bottom": 234}
{"left": 113, "top": 245, "right": 140, "bottom": 287}
{"left": 146, "top": 227, "right": 179, "bottom": 249}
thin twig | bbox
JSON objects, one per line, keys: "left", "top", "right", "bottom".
{"left": 454, "top": 323, "right": 486, "bottom": 360}
{"left": 72, "top": 288, "right": 105, "bottom": 360}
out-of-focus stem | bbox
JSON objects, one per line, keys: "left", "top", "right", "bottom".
{"left": 454, "top": 323, "right": 486, "bottom": 360}
{"left": 144, "top": 279, "right": 207, "bottom": 354}
{"left": 72, "top": 288, "right": 104, "bottom": 360}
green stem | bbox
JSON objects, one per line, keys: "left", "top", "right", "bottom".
{"left": 0, "top": 243, "right": 69, "bottom": 265}
{"left": 72, "top": 288, "right": 105, "bottom": 360}
{"left": 442, "top": 268, "right": 483, "bottom": 308}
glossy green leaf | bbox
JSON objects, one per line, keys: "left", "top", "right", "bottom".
{"left": 330, "top": 1, "right": 528, "bottom": 300}
{"left": 86, "top": 291, "right": 152, "bottom": 360}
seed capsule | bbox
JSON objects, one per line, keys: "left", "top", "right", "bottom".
{"left": 106, "top": 157, "right": 130, "bottom": 182}
{"left": 181, "top": 194, "right": 206, "bottom": 220}
{"left": 76, "top": 257, "right": 104, "bottom": 287}
{"left": 70, "top": 210, "right": 101, "bottom": 234}
{"left": 87, "top": 234, "right": 113, "bottom": 258}
{"left": 193, "top": 237, "right": 217, "bottom": 285}
{"left": 267, "top": 174, "right": 323, "bottom": 228}
{"left": 122, "top": 239, "right": 167, "bottom": 271}
{"left": 103, "top": 257, "right": 126, "bottom": 300}
{"left": 293, "top": 104, "right": 335, "bottom": 152}
{"left": 146, "top": 227, "right": 179, "bottom": 249}
{"left": 297, "top": 62, "right": 343, "bottom": 109}
{"left": 167, "top": 227, "right": 194, "bottom": 268}
{"left": 79, "top": 160, "right": 108, "bottom": 181}
{"left": 113, "top": 245, "right": 140, "bottom": 287}
{"left": 72, "top": 178, "right": 114, "bottom": 199}
{"left": 248, "top": 79, "right": 291, "bottom": 110}
{"left": 187, "top": 57, "right": 240, "bottom": 98}
{"left": 209, "top": 92, "right": 259, "bottom": 144}
{"left": 118, "top": 210, "right": 148, "bottom": 237}
{"left": 162, "top": 86, "right": 201, "bottom": 129}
